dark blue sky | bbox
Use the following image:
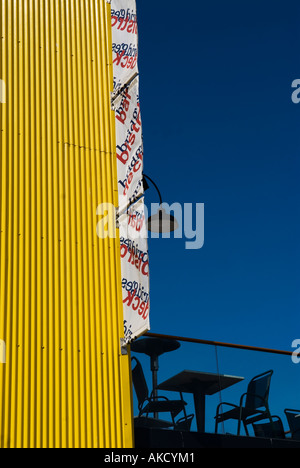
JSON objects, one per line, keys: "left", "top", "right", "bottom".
{"left": 137, "top": 0, "right": 300, "bottom": 350}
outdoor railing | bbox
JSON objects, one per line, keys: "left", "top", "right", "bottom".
{"left": 130, "top": 332, "right": 300, "bottom": 436}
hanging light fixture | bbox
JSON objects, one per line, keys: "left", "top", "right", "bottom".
{"left": 142, "top": 174, "right": 179, "bottom": 233}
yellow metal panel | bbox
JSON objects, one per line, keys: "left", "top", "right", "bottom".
{"left": 0, "top": 0, "right": 133, "bottom": 448}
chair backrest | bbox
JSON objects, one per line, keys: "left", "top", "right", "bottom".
{"left": 131, "top": 357, "right": 149, "bottom": 409}
{"left": 253, "top": 416, "right": 285, "bottom": 439}
{"left": 245, "top": 370, "right": 273, "bottom": 410}
{"left": 284, "top": 409, "right": 300, "bottom": 440}
{"left": 174, "top": 414, "right": 194, "bottom": 432}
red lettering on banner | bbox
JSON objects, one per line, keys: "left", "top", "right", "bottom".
{"left": 141, "top": 261, "right": 149, "bottom": 277}
{"left": 118, "top": 152, "right": 143, "bottom": 196}
{"left": 116, "top": 103, "right": 142, "bottom": 165}
{"left": 128, "top": 213, "right": 144, "bottom": 232}
{"left": 132, "top": 296, "right": 140, "bottom": 311}
{"left": 120, "top": 244, "right": 149, "bottom": 277}
{"left": 115, "top": 89, "right": 131, "bottom": 125}
{"left": 113, "top": 49, "right": 125, "bottom": 66}
{"left": 111, "top": 16, "right": 118, "bottom": 28}
{"left": 121, "top": 56, "right": 128, "bottom": 68}
{"left": 123, "top": 290, "right": 149, "bottom": 320}
{"left": 139, "top": 301, "right": 149, "bottom": 320}
{"left": 118, "top": 17, "right": 128, "bottom": 31}
{"left": 112, "top": 16, "right": 138, "bottom": 35}
{"left": 127, "top": 20, "right": 137, "bottom": 34}
{"left": 113, "top": 50, "right": 137, "bottom": 71}
{"left": 123, "top": 290, "right": 136, "bottom": 307}
{"left": 133, "top": 158, "right": 141, "bottom": 172}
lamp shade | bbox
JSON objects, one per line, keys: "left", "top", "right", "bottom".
{"left": 147, "top": 208, "right": 179, "bottom": 233}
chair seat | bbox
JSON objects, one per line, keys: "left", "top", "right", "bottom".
{"left": 141, "top": 399, "right": 186, "bottom": 417}
{"left": 174, "top": 414, "right": 194, "bottom": 432}
{"left": 215, "top": 406, "right": 266, "bottom": 423}
{"left": 284, "top": 409, "right": 300, "bottom": 440}
{"left": 131, "top": 356, "right": 191, "bottom": 428}
{"left": 253, "top": 416, "right": 285, "bottom": 439}
{"left": 214, "top": 370, "right": 274, "bottom": 436}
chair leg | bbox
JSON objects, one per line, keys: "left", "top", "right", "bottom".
{"left": 180, "top": 392, "right": 188, "bottom": 420}
{"left": 215, "top": 406, "right": 222, "bottom": 433}
{"left": 215, "top": 419, "right": 219, "bottom": 433}
{"left": 238, "top": 407, "right": 251, "bottom": 436}
{"left": 237, "top": 419, "right": 241, "bottom": 435}
{"left": 243, "top": 420, "right": 249, "bottom": 436}
{"left": 237, "top": 406, "right": 243, "bottom": 435}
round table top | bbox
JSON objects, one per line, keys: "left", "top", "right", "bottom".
{"left": 131, "top": 337, "right": 180, "bottom": 357}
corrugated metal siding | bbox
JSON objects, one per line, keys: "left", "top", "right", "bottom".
{"left": 0, "top": 0, "right": 133, "bottom": 448}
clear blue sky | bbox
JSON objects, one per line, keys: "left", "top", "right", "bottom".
{"left": 136, "top": 0, "right": 300, "bottom": 352}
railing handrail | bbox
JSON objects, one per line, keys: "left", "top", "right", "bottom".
{"left": 145, "top": 332, "right": 293, "bottom": 356}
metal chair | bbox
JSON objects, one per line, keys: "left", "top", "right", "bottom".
{"left": 131, "top": 357, "right": 188, "bottom": 427}
{"left": 252, "top": 415, "right": 285, "bottom": 439}
{"left": 215, "top": 370, "right": 273, "bottom": 435}
{"left": 284, "top": 408, "right": 300, "bottom": 440}
{"left": 174, "top": 414, "right": 194, "bottom": 431}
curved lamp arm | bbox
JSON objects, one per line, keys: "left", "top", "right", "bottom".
{"left": 117, "top": 174, "right": 163, "bottom": 222}
{"left": 143, "top": 174, "right": 163, "bottom": 206}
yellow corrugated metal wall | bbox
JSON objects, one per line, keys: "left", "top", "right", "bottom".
{"left": 0, "top": 0, "right": 133, "bottom": 448}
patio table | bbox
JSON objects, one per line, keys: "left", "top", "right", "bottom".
{"left": 157, "top": 370, "right": 244, "bottom": 432}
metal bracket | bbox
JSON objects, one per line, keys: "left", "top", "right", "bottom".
{"left": 115, "top": 207, "right": 120, "bottom": 229}
{"left": 120, "top": 338, "right": 128, "bottom": 355}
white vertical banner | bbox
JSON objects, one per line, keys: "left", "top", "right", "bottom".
{"left": 112, "top": 76, "right": 143, "bottom": 204}
{"left": 111, "top": 0, "right": 139, "bottom": 98}
{"left": 111, "top": 0, "right": 150, "bottom": 343}
{"left": 119, "top": 199, "right": 150, "bottom": 343}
